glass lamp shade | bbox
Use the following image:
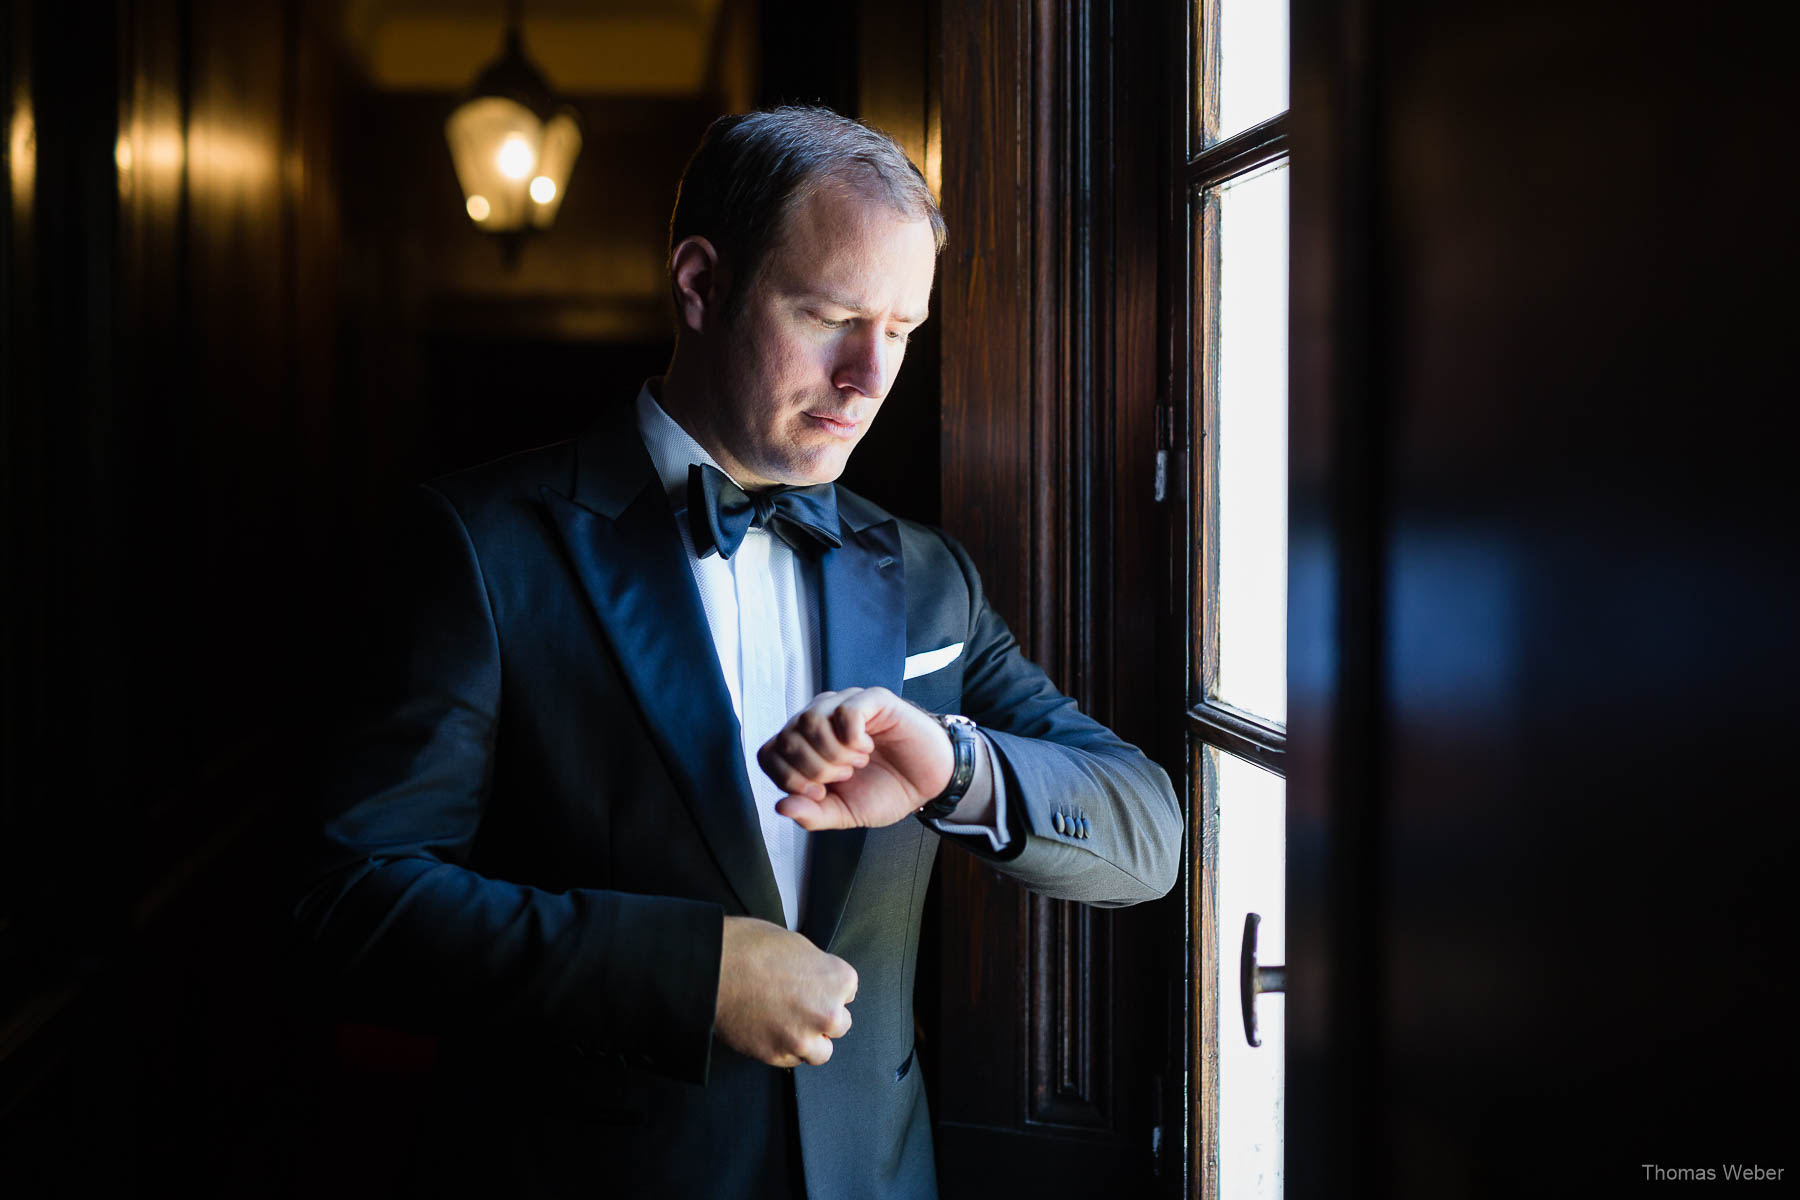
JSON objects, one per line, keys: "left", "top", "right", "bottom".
{"left": 445, "top": 89, "right": 581, "bottom": 233}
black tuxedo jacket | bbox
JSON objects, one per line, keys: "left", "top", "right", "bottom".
{"left": 298, "top": 398, "right": 1181, "bottom": 1198}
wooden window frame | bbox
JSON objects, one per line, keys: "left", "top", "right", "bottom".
{"left": 1172, "top": 2, "right": 1291, "bottom": 1196}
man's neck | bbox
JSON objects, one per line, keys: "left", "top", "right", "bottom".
{"left": 656, "top": 359, "right": 787, "bottom": 495}
{"left": 654, "top": 365, "right": 734, "bottom": 477}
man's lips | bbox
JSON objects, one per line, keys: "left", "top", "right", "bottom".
{"left": 804, "top": 412, "right": 862, "bottom": 438}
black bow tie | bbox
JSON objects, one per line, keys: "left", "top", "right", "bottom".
{"left": 687, "top": 463, "right": 843, "bottom": 560}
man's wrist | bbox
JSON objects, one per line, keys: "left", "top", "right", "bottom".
{"left": 924, "top": 730, "right": 1008, "bottom": 851}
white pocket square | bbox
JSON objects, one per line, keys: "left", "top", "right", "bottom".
{"left": 903, "top": 642, "right": 964, "bottom": 680}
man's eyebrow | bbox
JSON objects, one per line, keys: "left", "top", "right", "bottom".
{"left": 804, "top": 294, "right": 930, "bottom": 325}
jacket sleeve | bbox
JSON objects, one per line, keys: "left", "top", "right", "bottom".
{"left": 936, "top": 532, "right": 1183, "bottom": 906}
{"left": 293, "top": 484, "right": 723, "bottom": 1084}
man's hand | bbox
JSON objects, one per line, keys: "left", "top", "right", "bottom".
{"left": 757, "top": 687, "right": 953, "bottom": 831}
{"left": 715, "top": 916, "right": 857, "bottom": 1067}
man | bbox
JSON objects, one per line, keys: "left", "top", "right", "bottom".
{"left": 298, "top": 107, "right": 1180, "bottom": 1198}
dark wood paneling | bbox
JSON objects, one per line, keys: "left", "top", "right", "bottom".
{"left": 936, "top": 0, "right": 1033, "bottom": 1146}
{"left": 1, "top": 0, "right": 131, "bottom": 1024}
{"left": 1286, "top": 0, "right": 1385, "bottom": 1192}
{"left": 935, "top": 1, "right": 1178, "bottom": 1193}
{"left": 844, "top": 0, "right": 941, "bottom": 527}
{"left": 1288, "top": 1, "right": 1798, "bottom": 1195}
{"left": 2, "top": 1, "right": 351, "bottom": 1190}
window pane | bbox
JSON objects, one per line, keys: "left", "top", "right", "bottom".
{"left": 1219, "top": 0, "right": 1289, "bottom": 142}
{"left": 1212, "top": 745, "right": 1285, "bottom": 1199}
{"left": 1212, "top": 160, "right": 1288, "bottom": 723}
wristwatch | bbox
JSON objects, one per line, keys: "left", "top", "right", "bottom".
{"left": 917, "top": 712, "right": 980, "bottom": 821}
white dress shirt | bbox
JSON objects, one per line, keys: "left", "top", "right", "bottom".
{"left": 634, "top": 383, "right": 1007, "bottom": 930}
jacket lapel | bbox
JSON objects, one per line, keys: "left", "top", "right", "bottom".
{"left": 540, "top": 405, "right": 786, "bottom": 925}
{"left": 800, "top": 512, "right": 906, "bottom": 950}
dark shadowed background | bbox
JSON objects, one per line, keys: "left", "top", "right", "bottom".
{"left": 3, "top": 1, "right": 1795, "bottom": 1197}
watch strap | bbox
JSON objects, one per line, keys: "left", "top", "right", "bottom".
{"left": 917, "top": 713, "right": 979, "bottom": 820}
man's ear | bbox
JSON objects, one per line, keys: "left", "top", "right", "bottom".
{"left": 670, "top": 235, "right": 729, "bottom": 334}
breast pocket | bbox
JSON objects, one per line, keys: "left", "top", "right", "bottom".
{"left": 903, "top": 642, "right": 963, "bottom": 680}
{"left": 900, "top": 643, "right": 962, "bottom": 713}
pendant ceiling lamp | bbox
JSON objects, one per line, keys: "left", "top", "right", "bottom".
{"left": 444, "top": 0, "right": 582, "bottom": 234}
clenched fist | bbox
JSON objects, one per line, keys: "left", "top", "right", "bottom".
{"left": 757, "top": 687, "right": 964, "bottom": 831}
{"left": 715, "top": 916, "right": 857, "bottom": 1068}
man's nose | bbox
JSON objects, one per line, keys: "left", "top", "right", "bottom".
{"left": 832, "top": 329, "right": 892, "bottom": 399}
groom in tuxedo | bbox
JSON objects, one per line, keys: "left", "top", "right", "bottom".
{"left": 298, "top": 106, "right": 1180, "bottom": 1198}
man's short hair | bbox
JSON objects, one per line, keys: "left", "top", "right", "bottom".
{"left": 668, "top": 105, "right": 947, "bottom": 321}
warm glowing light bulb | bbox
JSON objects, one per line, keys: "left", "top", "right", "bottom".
{"left": 529, "top": 176, "right": 556, "bottom": 204}
{"left": 466, "top": 194, "right": 491, "bottom": 221}
{"left": 497, "top": 135, "right": 534, "bottom": 180}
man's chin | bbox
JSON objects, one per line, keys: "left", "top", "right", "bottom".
{"left": 789, "top": 467, "right": 848, "bottom": 488}
{"left": 764, "top": 449, "right": 852, "bottom": 489}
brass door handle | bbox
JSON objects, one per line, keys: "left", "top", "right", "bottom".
{"left": 1239, "top": 912, "right": 1286, "bottom": 1047}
